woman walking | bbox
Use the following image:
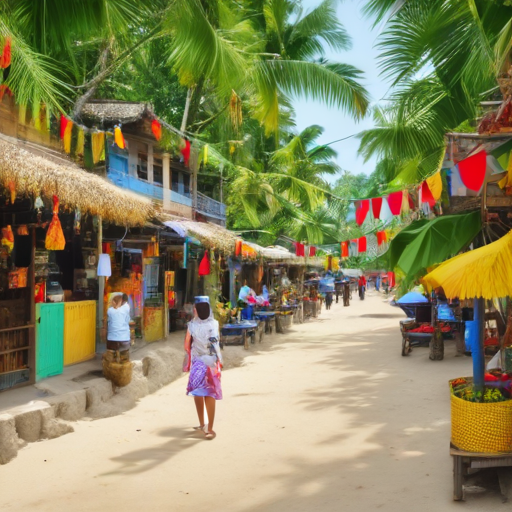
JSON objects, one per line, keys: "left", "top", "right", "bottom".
{"left": 184, "top": 297, "right": 222, "bottom": 440}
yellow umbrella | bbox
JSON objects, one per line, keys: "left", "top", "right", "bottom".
{"left": 423, "top": 230, "right": 512, "bottom": 300}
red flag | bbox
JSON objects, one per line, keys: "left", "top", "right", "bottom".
{"left": 371, "top": 197, "right": 382, "bottom": 219}
{"left": 388, "top": 271, "right": 395, "bottom": 288}
{"left": 341, "top": 241, "right": 349, "bottom": 258}
{"left": 355, "top": 199, "right": 370, "bottom": 226}
{"left": 358, "top": 236, "right": 367, "bottom": 253}
{"left": 309, "top": 246, "right": 316, "bottom": 257}
{"left": 377, "top": 231, "right": 387, "bottom": 246}
{"left": 295, "top": 243, "right": 305, "bottom": 257}
{"left": 387, "top": 191, "right": 403, "bottom": 215}
{"left": 457, "top": 151, "right": 487, "bottom": 191}
{"left": 151, "top": 119, "right": 162, "bottom": 141}
{"left": 181, "top": 139, "right": 191, "bottom": 167}
{"left": 421, "top": 181, "right": 436, "bottom": 207}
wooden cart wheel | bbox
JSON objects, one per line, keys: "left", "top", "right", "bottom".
{"left": 401, "top": 336, "right": 411, "bottom": 356}
{"left": 453, "top": 455, "right": 464, "bottom": 501}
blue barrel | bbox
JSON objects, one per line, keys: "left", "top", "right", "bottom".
{"left": 241, "top": 305, "right": 254, "bottom": 320}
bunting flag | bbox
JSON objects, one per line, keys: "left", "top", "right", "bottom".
{"left": 75, "top": 128, "right": 85, "bottom": 156}
{"left": 457, "top": 150, "right": 487, "bottom": 191}
{"left": 203, "top": 144, "right": 208, "bottom": 165}
{"left": 426, "top": 172, "right": 442, "bottom": 200}
{"left": 91, "top": 132, "right": 105, "bottom": 164}
{"left": 341, "top": 241, "right": 349, "bottom": 258}
{"left": 376, "top": 231, "right": 387, "bottom": 246}
{"left": 0, "top": 38, "right": 11, "bottom": 69}
{"left": 371, "top": 197, "right": 382, "bottom": 219}
{"left": 60, "top": 115, "right": 69, "bottom": 139}
{"left": 235, "top": 239, "right": 242, "bottom": 257}
{"left": 295, "top": 242, "right": 305, "bottom": 257}
{"left": 309, "top": 246, "right": 316, "bottom": 257}
{"left": 114, "top": 125, "right": 125, "bottom": 150}
{"left": 181, "top": 139, "right": 191, "bottom": 167}
{"left": 358, "top": 236, "right": 367, "bottom": 253}
{"left": 421, "top": 181, "right": 436, "bottom": 207}
{"left": 151, "top": 119, "right": 162, "bottom": 141}
{"left": 63, "top": 119, "right": 73, "bottom": 154}
{"left": 355, "top": 199, "right": 370, "bottom": 226}
{"left": 387, "top": 191, "right": 403, "bottom": 216}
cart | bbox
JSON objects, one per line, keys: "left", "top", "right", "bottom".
{"left": 451, "top": 444, "right": 512, "bottom": 501}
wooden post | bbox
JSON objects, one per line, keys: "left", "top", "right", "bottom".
{"left": 473, "top": 297, "right": 486, "bottom": 396}
{"left": 97, "top": 216, "right": 104, "bottom": 350}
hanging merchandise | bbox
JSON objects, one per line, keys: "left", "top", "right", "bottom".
{"left": 235, "top": 239, "right": 243, "bottom": 257}
{"left": 17, "top": 225, "right": 28, "bottom": 236}
{"left": 7, "top": 181, "right": 15, "bottom": 204}
{"left": 0, "top": 38, "right": 11, "bottom": 69}
{"left": 341, "top": 241, "right": 349, "bottom": 258}
{"left": 426, "top": 172, "right": 443, "bottom": 200}
{"left": 151, "top": 119, "right": 162, "bottom": 141}
{"left": 45, "top": 196, "right": 65, "bottom": 251}
{"left": 181, "top": 139, "right": 191, "bottom": 167}
{"left": 1, "top": 225, "right": 14, "bottom": 253}
{"left": 355, "top": 199, "right": 370, "bottom": 226}
{"left": 421, "top": 181, "right": 436, "bottom": 207}
{"left": 198, "top": 251, "right": 211, "bottom": 276}
{"left": 387, "top": 191, "right": 403, "bottom": 216}
{"left": 457, "top": 150, "right": 487, "bottom": 191}
{"left": 74, "top": 208, "right": 81, "bottom": 234}
{"left": 371, "top": 197, "right": 382, "bottom": 219}
{"left": 309, "top": 246, "right": 316, "bottom": 257}
{"left": 358, "top": 236, "right": 367, "bottom": 253}
{"left": 91, "top": 132, "right": 105, "bottom": 164}
{"left": 114, "top": 125, "right": 126, "bottom": 150}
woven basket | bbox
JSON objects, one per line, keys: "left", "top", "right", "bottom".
{"left": 450, "top": 387, "right": 512, "bottom": 453}
{"left": 102, "top": 352, "right": 132, "bottom": 388}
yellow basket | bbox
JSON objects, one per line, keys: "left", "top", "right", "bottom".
{"left": 451, "top": 387, "right": 512, "bottom": 454}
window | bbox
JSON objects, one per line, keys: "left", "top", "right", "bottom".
{"left": 153, "top": 157, "right": 163, "bottom": 185}
{"left": 171, "top": 171, "right": 179, "bottom": 193}
{"left": 183, "top": 173, "right": 190, "bottom": 196}
{"left": 137, "top": 143, "right": 148, "bottom": 180}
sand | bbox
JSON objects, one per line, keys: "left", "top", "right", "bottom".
{"left": 0, "top": 292, "right": 503, "bottom": 511}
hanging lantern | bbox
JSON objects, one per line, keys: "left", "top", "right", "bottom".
{"left": 45, "top": 196, "right": 65, "bottom": 251}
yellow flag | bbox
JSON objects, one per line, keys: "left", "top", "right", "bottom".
{"left": 426, "top": 172, "right": 443, "bottom": 200}
{"left": 63, "top": 120, "right": 73, "bottom": 154}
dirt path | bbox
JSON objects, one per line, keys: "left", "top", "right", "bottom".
{"left": 0, "top": 293, "right": 502, "bottom": 511}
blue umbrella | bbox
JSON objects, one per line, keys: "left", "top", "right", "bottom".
{"left": 397, "top": 291, "right": 429, "bottom": 304}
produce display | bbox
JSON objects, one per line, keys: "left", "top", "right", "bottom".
{"left": 450, "top": 373, "right": 512, "bottom": 403}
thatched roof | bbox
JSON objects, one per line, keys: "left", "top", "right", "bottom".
{"left": 0, "top": 136, "right": 155, "bottom": 226}
{"left": 81, "top": 100, "right": 154, "bottom": 125}
{"left": 161, "top": 215, "right": 239, "bottom": 254}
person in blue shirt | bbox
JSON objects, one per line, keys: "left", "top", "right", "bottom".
{"left": 106, "top": 294, "right": 131, "bottom": 353}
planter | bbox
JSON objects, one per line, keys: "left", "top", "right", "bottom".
{"left": 451, "top": 391, "right": 512, "bottom": 453}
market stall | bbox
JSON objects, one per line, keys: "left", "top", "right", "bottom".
{"left": 423, "top": 230, "right": 512, "bottom": 501}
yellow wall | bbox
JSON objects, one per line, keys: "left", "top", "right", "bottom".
{"left": 64, "top": 301, "right": 97, "bottom": 366}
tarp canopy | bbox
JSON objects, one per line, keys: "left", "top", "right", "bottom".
{"left": 376, "top": 211, "right": 481, "bottom": 285}
{"left": 423, "top": 230, "right": 512, "bottom": 300}
{"left": 397, "top": 291, "right": 429, "bottom": 304}
{"left": 341, "top": 268, "right": 363, "bottom": 278}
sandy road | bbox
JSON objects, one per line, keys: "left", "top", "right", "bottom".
{"left": 0, "top": 293, "right": 503, "bottom": 511}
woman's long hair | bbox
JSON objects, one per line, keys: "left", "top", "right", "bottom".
{"left": 196, "top": 302, "right": 210, "bottom": 320}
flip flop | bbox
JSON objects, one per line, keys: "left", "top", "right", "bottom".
{"left": 204, "top": 431, "right": 216, "bottom": 440}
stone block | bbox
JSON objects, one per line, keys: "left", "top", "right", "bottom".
{"left": 0, "top": 413, "right": 19, "bottom": 465}
{"left": 9, "top": 401, "right": 51, "bottom": 443}
{"left": 45, "top": 390, "right": 87, "bottom": 421}
{"left": 40, "top": 407, "right": 74, "bottom": 440}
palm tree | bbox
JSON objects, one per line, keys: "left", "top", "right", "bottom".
{"left": 166, "top": 0, "right": 370, "bottom": 134}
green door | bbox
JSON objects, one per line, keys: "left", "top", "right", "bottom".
{"left": 36, "top": 303, "right": 64, "bottom": 381}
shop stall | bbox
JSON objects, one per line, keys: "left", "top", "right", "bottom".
{"left": 423, "top": 230, "right": 512, "bottom": 501}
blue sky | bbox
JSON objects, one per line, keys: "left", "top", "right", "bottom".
{"left": 293, "top": 0, "right": 390, "bottom": 181}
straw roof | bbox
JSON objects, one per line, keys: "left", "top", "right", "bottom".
{"left": 161, "top": 215, "right": 239, "bottom": 253}
{"left": 0, "top": 136, "right": 155, "bottom": 226}
{"left": 81, "top": 100, "right": 154, "bottom": 125}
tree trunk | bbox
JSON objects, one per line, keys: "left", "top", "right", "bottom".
{"left": 180, "top": 88, "right": 193, "bottom": 132}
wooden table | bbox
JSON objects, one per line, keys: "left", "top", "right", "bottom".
{"left": 254, "top": 311, "right": 276, "bottom": 334}
{"left": 451, "top": 444, "right": 512, "bottom": 500}
{"left": 221, "top": 321, "right": 259, "bottom": 350}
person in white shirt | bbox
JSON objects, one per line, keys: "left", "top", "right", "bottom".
{"left": 106, "top": 294, "right": 131, "bottom": 353}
